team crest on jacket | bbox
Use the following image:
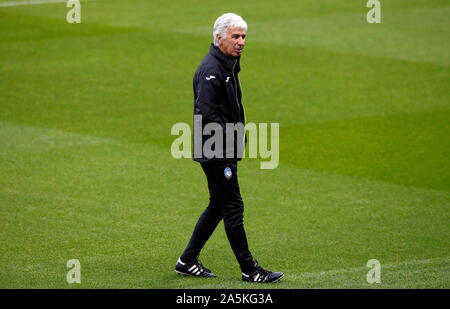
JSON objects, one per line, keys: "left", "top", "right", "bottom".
{"left": 224, "top": 167, "right": 232, "bottom": 179}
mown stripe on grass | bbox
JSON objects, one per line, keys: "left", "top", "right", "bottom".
{"left": 0, "top": 120, "right": 117, "bottom": 154}
{"left": 280, "top": 109, "right": 450, "bottom": 191}
{"left": 172, "top": 5, "right": 450, "bottom": 66}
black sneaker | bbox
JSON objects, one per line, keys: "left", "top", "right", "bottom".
{"left": 175, "top": 258, "right": 216, "bottom": 278}
{"left": 242, "top": 260, "right": 283, "bottom": 283}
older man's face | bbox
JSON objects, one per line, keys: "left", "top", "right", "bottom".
{"left": 217, "top": 27, "right": 246, "bottom": 58}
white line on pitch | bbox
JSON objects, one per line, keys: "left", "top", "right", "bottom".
{"left": 0, "top": 0, "right": 90, "bottom": 7}
{"left": 289, "top": 256, "right": 450, "bottom": 280}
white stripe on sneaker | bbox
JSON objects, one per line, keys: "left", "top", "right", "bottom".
{"left": 177, "top": 258, "right": 186, "bottom": 266}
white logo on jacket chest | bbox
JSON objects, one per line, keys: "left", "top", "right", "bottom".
{"left": 205, "top": 75, "right": 216, "bottom": 80}
{"left": 225, "top": 76, "right": 230, "bottom": 83}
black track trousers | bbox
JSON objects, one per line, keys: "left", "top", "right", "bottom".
{"left": 180, "top": 161, "right": 254, "bottom": 273}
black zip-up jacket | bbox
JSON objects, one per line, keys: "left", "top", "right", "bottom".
{"left": 193, "top": 44, "right": 246, "bottom": 163}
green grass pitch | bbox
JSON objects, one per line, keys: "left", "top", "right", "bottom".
{"left": 0, "top": 0, "right": 449, "bottom": 288}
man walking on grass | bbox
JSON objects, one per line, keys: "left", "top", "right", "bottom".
{"left": 175, "top": 13, "right": 283, "bottom": 283}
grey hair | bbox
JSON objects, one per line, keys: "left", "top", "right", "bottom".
{"left": 213, "top": 13, "right": 248, "bottom": 47}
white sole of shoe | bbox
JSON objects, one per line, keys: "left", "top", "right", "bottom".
{"left": 175, "top": 269, "right": 196, "bottom": 277}
{"left": 175, "top": 269, "right": 216, "bottom": 278}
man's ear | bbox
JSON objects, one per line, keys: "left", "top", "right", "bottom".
{"left": 216, "top": 34, "right": 222, "bottom": 46}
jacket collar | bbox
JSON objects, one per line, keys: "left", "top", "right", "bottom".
{"left": 209, "top": 44, "right": 240, "bottom": 72}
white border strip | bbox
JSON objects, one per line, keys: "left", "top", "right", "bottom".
{"left": 0, "top": 0, "right": 89, "bottom": 7}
